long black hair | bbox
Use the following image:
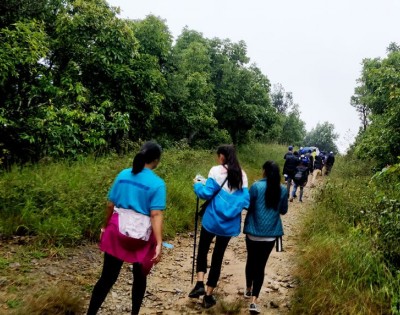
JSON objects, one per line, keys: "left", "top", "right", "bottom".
{"left": 217, "top": 145, "right": 243, "bottom": 190}
{"left": 132, "top": 141, "right": 162, "bottom": 175}
{"left": 263, "top": 160, "right": 281, "bottom": 210}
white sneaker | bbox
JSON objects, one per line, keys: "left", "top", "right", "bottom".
{"left": 249, "top": 303, "right": 260, "bottom": 314}
{"left": 244, "top": 290, "right": 252, "bottom": 299}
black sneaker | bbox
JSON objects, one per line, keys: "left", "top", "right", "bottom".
{"left": 203, "top": 295, "right": 216, "bottom": 308}
{"left": 188, "top": 285, "right": 205, "bottom": 298}
{"left": 249, "top": 303, "right": 260, "bottom": 314}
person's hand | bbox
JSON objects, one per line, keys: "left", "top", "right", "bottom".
{"left": 151, "top": 243, "right": 162, "bottom": 264}
{"left": 100, "top": 228, "right": 105, "bottom": 240}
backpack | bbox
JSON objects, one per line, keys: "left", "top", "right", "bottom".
{"left": 294, "top": 167, "right": 308, "bottom": 183}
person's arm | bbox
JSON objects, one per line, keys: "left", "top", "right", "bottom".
{"left": 150, "top": 210, "right": 163, "bottom": 263}
{"left": 280, "top": 188, "right": 289, "bottom": 215}
{"left": 104, "top": 201, "right": 114, "bottom": 227}
{"left": 100, "top": 201, "right": 114, "bottom": 239}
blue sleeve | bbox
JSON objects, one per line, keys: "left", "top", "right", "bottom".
{"left": 242, "top": 187, "right": 250, "bottom": 209}
{"left": 150, "top": 183, "right": 167, "bottom": 210}
{"left": 193, "top": 178, "right": 218, "bottom": 200}
{"left": 107, "top": 172, "right": 122, "bottom": 203}
{"left": 279, "top": 187, "right": 288, "bottom": 215}
{"left": 247, "top": 184, "right": 257, "bottom": 212}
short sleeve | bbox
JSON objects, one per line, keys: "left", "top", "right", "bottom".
{"left": 149, "top": 183, "right": 167, "bottom": 211}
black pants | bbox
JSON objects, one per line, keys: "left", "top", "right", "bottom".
{"left": 87, "top": 253, "right": 147, "bottom": 315}
{"left": 245, "top": 236, "right": 275, "bottom": 298}
{"left": 196, "top": 226, "right": 231, "bottom": 288}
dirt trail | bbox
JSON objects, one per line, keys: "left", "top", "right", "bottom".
{"left": 0, "top": 183, "right": 314, "bottom": 315}
{"left": 89, "top": 185, "right": 311, "bottom": 315}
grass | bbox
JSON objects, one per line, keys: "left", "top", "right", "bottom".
{"left": 3, "top": 144, "right": 398, "bottom": 314}
{"left": 290, "top": 155, "right": 400, "bottom": 315}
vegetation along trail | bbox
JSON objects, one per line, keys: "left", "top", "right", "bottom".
{"left": 0, "top": 178, "right": 315, "bottom": 315}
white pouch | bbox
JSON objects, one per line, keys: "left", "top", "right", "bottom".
{"left": 114, "top": 207, "right": 152, "bottom": 241}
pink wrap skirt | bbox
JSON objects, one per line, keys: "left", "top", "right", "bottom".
{"left": 99, "top": 212, "right": 156, "bottom": 275}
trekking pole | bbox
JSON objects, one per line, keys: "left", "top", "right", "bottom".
{"left": 191, "top": 197, "right": 200, "bottom": 284}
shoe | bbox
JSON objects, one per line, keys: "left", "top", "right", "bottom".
{"left": 293, "top": 194, "right": 297, "bottom": 198}
{"left": 289, "top": 197, "right": 293, "bottom": 202}
{"left": 299, "top": 199, "right": 303, "bottom": 202}
{"left": 188, "top": 285, "right": 205, "bottom": 298}
{"left": 203, "top": 295, "right": 216, "bottom": 308}
{"left": 244, "top": 290, "right": 252, "bottom": 299}
{"left": 249, "top": 303, "right": 260, "bottom": 314}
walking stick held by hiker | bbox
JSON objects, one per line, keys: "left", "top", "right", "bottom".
{"left": 191, "top": 196, "right": 200, "bottom": 284}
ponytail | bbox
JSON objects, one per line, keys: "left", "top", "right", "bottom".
{"left": 132, "top": 152, "right": 146, "bottom": 174}
{"left": 217, "top": 144, "right": 243, "bottom": 190}
{"left": 132, "top": 141, "right": 162, "bottom": 175}
{"left": 263, "top": 161, "right": 281, "bottom": 210}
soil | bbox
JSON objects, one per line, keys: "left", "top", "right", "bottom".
{"left": 0, "top": 183, "right": 316, "bottom": 315}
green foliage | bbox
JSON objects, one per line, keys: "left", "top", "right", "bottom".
{"left": 292, "top": 155, "right": 400, "bottom": 314}
{"left": 303, "top": 121, "right": 339, "bottom": 152}
{"left": 0, "top": 1, "right": 308, "bottom": 167}
{"left": 0, "top": 143, "right": 288, "bottom": 243}
{"left": 351, "top": 44, "right": 400, "bottom": 167}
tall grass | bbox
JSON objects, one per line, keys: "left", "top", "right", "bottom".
{"left": 0, "top": 143, "right": 287, "bottom": 244}
{"left": 291, "top": 155, "right": 400, "bottom": 314}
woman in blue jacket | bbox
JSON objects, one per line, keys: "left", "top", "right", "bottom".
{"left": 189, "top": 145, "right": 250, "bottom": 308}
{"left": 243, "top": 161, "right": 288, "bottom": 314}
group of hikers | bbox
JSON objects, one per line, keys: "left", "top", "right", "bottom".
{"left": 283, "top": 145, "right": 335, "bottom": 202}
{"left": 86, "top": 142, "right": 331, "bottom": 315}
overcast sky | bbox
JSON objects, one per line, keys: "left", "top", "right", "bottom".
{"left": 106, "top": 0, "right": 400, "bottom": 152}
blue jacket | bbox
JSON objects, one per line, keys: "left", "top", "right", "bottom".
{"left": 194, "top": 177, "right": 250, "bottom": 237}
{"left": 243, "top": 180, "right": 288, "bottom": 237}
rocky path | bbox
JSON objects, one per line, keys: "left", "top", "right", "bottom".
{"left": 0, "top": 184, "right": 313, "bottom": 315}
{"left": 89, "top": 187, "right": 310, "bottom": 315}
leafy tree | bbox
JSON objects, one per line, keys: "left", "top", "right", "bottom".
{"left": 159, "top": 30, "right": 217, "bottom": 144}
{"left": 279, "top": 104, "right": 306, "bottom": 146}
{"left": 304, "top": 122, "right": 338, "bottom": 153}
{"left": 351, "top": 43, "right": 400, "bottom": 166}
{"left": 270, "top": 83, "right": 293, "bottom": 115}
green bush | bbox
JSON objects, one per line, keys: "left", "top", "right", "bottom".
{"left": 0, "top": 143, "right": 288, "bottom": 243}
{"left": 292, "top": 155, "right": 400, "bottom": 314}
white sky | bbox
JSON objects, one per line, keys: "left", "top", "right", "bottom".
{"left": 106, "top": 0, "right": 400, "bottom": 152}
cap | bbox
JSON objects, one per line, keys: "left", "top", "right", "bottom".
{"left": 288, "top": 145, "right": 293, "bottom": 150}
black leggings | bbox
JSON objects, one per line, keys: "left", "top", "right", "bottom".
{"left": 87, "top": 253, "right": 147, "bottom": 315}
{"left": 196, "top": 226, "right": 231, "bottom": 288}
{"left": 245, "top": 236, "right": 275, "bottom": 298}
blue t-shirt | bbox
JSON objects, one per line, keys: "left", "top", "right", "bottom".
{"left": 108, "top": 168, "right": 166, "bottom": 216}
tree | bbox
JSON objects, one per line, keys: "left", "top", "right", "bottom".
{"left": 351, "top": 43, "right": 400, "bottom": 166}
{"left": 279, "top": 104, "right": 306, "bottom": 146}
{"left": 350, "top": 85, "right": 370, "bottom": 132}
{"left": 304, "top": 122, "right": 338, "bottom": 153}
{"left": 270, "top": 83, "right": 293, "bottom": 115}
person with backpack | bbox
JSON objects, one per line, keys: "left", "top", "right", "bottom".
{"left": 290, "top": 156, "right": 309, "bottom": 202}
{"left": 188, "top": 145, "right": 250, "bottom": 309}
{"left": 283, "top": 145, "right": 294, "bottom": 159}
{"left": 325, "top": 151, "right": 335, "bottom": 175}
{"left": 243, "top": 161, "right": 288, "bottom": 314}
{"left": 311, "top": 151, "right": 324, "bottom": 187}
{"left": 282, "top": 151, "right": 299, "bottom": 198}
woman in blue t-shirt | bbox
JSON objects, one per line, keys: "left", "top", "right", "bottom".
{"left": 243, "top": 161, "right": 288, "bottom": 314}
{"left": 189, "top": 145, "right": 250, "bottom": 309}
{"left": 87, "top": 141, "right": 166, "bottom": 315}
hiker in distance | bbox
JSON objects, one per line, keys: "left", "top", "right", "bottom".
{"left": 283, "top": 150, "right": 299, "bottom": 198}
{"left": 243, "top": 161, "right": 288, "bottom": 314}
{"left": 290, "top": 155, "right": 309, "bottom": 202}
{"left": 87, "top": 141, "right": 166, "bottom": 315}
{"left": 189, "top": 144, "right": 250, "bottom": 308}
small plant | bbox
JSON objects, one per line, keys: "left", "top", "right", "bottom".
{"left": 16, "top": 284, "right": 83, "bottom": 315}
